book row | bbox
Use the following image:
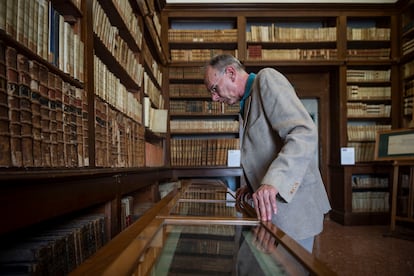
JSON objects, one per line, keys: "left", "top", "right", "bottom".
{"left": 1, "top": 45, "right": 87, "bottom": 168}
{"left": 93, "top": 0, "right": 143, "bottom": 84}
{"left": 94, "top": 97, "right": 146, "bottom": 168}
{"left": 173, "top": 235, "right": 236, "bottom": 256}
{"left": 352, "top": 192, "right": 390, "bottom": 213}
{"left": 172, "top": 201, "right": 237, "bottom": 217}
{"left": 0, "top": 214, "right": 106, "bottom": 275}
{"left": 169, "top": 84, "right": 211, "bottom": 98}
{"left": 1, "top": 0, "right": 84, "bottom": 81}
{"left": 104, "top": 0, "right": 142, "bottom": 48}
{"left": 248, "top": 46, "right": 338, "bottom": 60}
{"left": 404, "top": 96, "right": 413, "bottom": 116}
{"left": 351, "top": 175, "right": 389, "bottom": 189}
{"left": 403, "top": 59, "right": 414, "bottom": 78}
{"left": 403, "top": 57, "right": 412, "bottom": 122}
{"left": 169, "top": 67, "right": 204, "bottom": 79}
{"left": 347, "top": 124, "right": 391, "bottom": 142}
{"left": 347, "top": 85, "right": 391, "bottom": 100}
{"left": 247, "top": 25, "right": 336, "bottom": 42}
{"left": 347, "top": 141, "right": 376, "bottom": 162}
{"left": 143, "top": 71, "right": 164, "bottom": 109}
{"left": 94, "top": 56, "right": 143, "bottom": 124}
{"left": 402, "top": 37, "right": 414, "bottom": 56}
{"left": 170, "top": 100, "right": 239, "bottom": 115}
{"left": 347, "top": 103, "right": 391, "bottom": 118}
{"left": 170, "top": 49, "right": 238, "bottom": 62}
{"left": 347, "top": 27, "right": 390, "bottom": 41}
{"left": 170, "top": 138, "right": 240, "bottom": 167}
{"left": 170, "top": 120, "right": 240, "bottom": 133}
{"left": 347, "top": 69, "right": 391, "bottom": 82}
{"left": 170, "top": 26, "right": 390, "bottom": 44}
{"left": 168, "top": 29, "right": 238, "bottom": 42}
{"left": 347, "top": 48, "right": 390, "bottom": 60}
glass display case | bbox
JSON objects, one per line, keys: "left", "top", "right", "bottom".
{"left": 71, "top": 179, "right": 334, "bottom": 275}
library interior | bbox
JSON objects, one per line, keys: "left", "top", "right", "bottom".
{"left": 1, "top": 0, "right": 414, "bottom": 275}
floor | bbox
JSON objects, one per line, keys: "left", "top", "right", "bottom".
{"left": 314, "top": 218, "right": 414, "bottom": 276}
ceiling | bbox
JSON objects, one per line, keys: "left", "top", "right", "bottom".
{"left": 166, "top": 0, "right": 398, "bottom": 3}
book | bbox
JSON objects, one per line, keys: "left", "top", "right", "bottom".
{"left": 149, "top": 108, "right": 168, "bottom": 133}
{"left": 6, "top": 46, "right": 22, "bottom": 167}
{"left": 0, "top": 41, "right": 10, "bottom": 167}
{"left": 17, "top": 53, "right": 34, "bottom": 167}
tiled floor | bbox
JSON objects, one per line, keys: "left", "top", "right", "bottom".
{"left": 314, "top": 218, "right": 414, "bottom": 276}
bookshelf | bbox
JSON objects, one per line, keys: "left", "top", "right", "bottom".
{"left": 401, "top": 0, "right": 414, "bottom": 127}
{"left": 168, "top": 62, "right": 241, "bottom": 167}
{"left": 0, "top": 0, "right": 172, "bottom": 273}
{"left": 245, "top": 17, "right": 338, "bottom": 62}
{"left": 166, "top": 16, "right": 243, "bottom": 183}
{"left": 162, "top": 3, "right": 406, "bottom": 225}
{"left": 331, "top": 15, "right": 399, "bottom": 225}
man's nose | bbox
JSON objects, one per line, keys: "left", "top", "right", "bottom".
{"left": 211, "top": 93, "right": 219, "bottom": 101}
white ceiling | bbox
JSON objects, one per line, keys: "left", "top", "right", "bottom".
{"left": 166, "top": 0, "right": 398, "bottom": 3}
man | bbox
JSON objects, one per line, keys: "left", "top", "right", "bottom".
{"left": 204, "top": 54, "right": 331, "bottom": 253}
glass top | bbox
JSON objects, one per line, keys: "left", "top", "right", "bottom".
{"left": 149, "top": 223, "right": 310, "bottom": 276}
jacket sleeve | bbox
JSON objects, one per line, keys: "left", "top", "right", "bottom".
{"left": 258, "top": 69, "right": 318, "bottom": 203}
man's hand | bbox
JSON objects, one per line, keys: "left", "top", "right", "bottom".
{"left": 252, "top": 225, "right": 278, "bottom": 254}
{"left": 252, "top": 184, "right": 278, "bottom": 221}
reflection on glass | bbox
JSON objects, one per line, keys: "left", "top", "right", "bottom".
{"left": 149, "top": 224, "right": 309, "bottom": 276}
{"left": 171, "top": 201, "right": 240, "bottom": 217}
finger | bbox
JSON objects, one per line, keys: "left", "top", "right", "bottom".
{"left": 269, "top": 193, "right": 278, "bottom": 215}
{"left": 252, "top": 193, "right": 261, "bottom": 220}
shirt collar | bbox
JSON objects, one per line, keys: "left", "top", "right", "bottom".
{"left": 240, "top": 73, "right": 256, "bottom": 117}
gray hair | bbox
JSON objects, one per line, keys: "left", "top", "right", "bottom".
{"left": 207, "top": 54, "right": 244, "bottom": 72}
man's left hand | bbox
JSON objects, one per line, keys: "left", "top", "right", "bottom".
{"left": 252, "top": 184, "right": 278, "bottom": 221}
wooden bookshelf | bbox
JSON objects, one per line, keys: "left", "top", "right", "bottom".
{"left": 161, "top": 2, "right": 408, "bottom": 225}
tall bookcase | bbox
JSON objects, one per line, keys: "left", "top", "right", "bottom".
{"left": 0, "top": 0, "right": 172, "bottom": 273}
{"left": 401, "top": 0, "right": 414, "bottom": 128}
{"left": 167, "top": 19, "right": 241, "bottom": 168}
{"left": 162, "top": 2, "right": 406, "bottom": 225}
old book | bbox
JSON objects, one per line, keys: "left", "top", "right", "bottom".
{"left": 47, "top": 72, "right": 57, "bottom": 166}
{"left": 0, "top": 0, "right": 5, "bottom": 31}
{"left": 6, "top": 0, "right": 17, "bottom": 39}
{"left": 17, "top": 53, "right": 34, "bottom": 167}
{"left": 0, "top": 41, "right": 10, "bottom": 167}
{"left": 29, "top": 60, "right": 42, "bottom": 167}
{"left": 150, "top": 108, "right": 168, "bottom": 133}
{"left": 54, "top": 75, "right": 65, "bottom": 167}
{"left": 6, "top": 47, "right": 22, "bottom": 167}
{"left": 39, "top": 64, "right": 51, "bottom": 166}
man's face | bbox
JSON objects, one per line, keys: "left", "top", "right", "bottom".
{"left": 205, "top": 66, "right": 239, "bottom": 105}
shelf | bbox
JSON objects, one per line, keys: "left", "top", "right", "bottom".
{"left": 93, "top": 35, "right": 141, "bottom": 92}
{"left": 0, "top": 30, "right": 83, "bottom": 89}
{"left": 97, "top": 0, "right": 142, "bottom": 52}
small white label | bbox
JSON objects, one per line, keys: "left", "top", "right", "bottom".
{"left": 341, "top": 147, "right": 355, "bottom": 165}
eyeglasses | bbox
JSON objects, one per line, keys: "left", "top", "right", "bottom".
{"left": 208, "top": 72, "right": 225, "bottom": 94}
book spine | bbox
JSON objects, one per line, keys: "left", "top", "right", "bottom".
{"left": 55, "top": 76, "right": 65, "bottom": 167}
{"left": 48, "top": 72, "right": 58, "bottom": 167}
{"left": 6, "top": 47, "right": 22, "bottom": 167}
{"left": 39, "top": 64, "right": 51, "bottom": 167}
{"left": 17, "top": 53, "right": 33, "bottom": 167}
{"left": 29, "top": 60, "right": 42, "bottom": 167}
{"left": 0, "top": 41, "right": 10, "bottom": 167}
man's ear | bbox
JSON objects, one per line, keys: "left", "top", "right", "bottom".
{"left": 226, "top": 66, "right": 236, "bottom": 81}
